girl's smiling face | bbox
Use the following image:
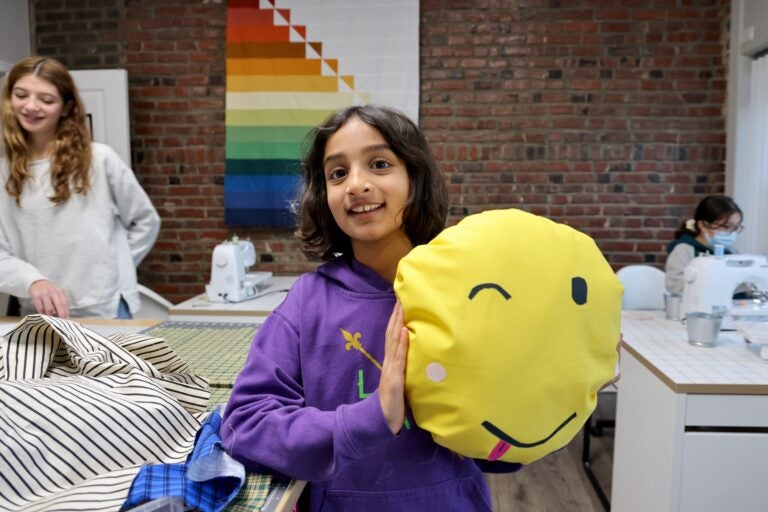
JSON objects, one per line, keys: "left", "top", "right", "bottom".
{"left": 10, "top": 74, "right": 68, "bottom": 144}
{"left": 323, "top": 115, "right": 411, "bottom": 255}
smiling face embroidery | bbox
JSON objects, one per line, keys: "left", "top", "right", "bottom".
{"left": 395, "top": 209, "right": 623, "bottom": 465}
{"left": 465, "top": 279, "right": 585, "bottom": 461}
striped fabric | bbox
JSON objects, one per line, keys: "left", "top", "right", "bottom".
{"left": 0, "top": 315, "right": 210, "bottom": 512}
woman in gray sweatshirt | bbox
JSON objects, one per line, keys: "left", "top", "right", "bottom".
{"left": 0, "top": 56, "right": 159, "bottom": 319}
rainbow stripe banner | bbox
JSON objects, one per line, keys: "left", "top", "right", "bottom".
{"left": 225, "top": 0, "right": 419, "bottom": 226}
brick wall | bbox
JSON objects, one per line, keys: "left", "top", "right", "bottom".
{"left": 30, "top": 0, "right": 124, "bottom": 68}
{"left": 30, "top": 0, "right": 730, "bottom": 303}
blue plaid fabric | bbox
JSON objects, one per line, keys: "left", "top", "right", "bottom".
{"left": 121, "top": 408, "right": 245, "bottom": 512}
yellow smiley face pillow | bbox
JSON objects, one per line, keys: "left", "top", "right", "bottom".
{"left": 394, "top": 208, "right": 622, "bottom": 465}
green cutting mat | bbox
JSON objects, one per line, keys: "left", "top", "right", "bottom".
{"left": 140, "top": 321, "right": 261, "bottom": 389}
{"left": 141, "top": 321, "right": 275, "bottom": 511}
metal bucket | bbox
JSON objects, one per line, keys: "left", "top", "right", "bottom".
{"left": 685, "top": 312, "right": 723, "bottom": 347}
{"left": 664, "top": 293, "right": 682, "bottom": 321}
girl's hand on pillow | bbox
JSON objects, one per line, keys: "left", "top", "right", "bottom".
{"left": 379, "top": 302, "right": 409, "bottom": 435}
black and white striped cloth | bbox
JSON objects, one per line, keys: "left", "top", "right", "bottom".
{"left": 0, "top": 315, "right": 211, "bottom": 511}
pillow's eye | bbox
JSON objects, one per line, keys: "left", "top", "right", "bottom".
{"left": 571, "top": 277, "right": 588, "bottom": 305}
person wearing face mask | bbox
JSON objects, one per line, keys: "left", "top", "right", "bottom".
{"left": 664, "top": 194, "right": 744, "bottom": 295}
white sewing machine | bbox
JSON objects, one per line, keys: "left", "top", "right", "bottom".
{"left": 682, "top": 254, "right": 768, "bottom": 327}
{"left": 205, "top": 237, "right": 273, "bottom": 303}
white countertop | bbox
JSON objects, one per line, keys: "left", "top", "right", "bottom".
{"left": 621, "top": 310, "right": 768, "bottom": 394}
{"left": 170, "top": 275, "right": 299, "bottom": 319}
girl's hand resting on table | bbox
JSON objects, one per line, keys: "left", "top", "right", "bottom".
{"left": 379, "top": 302, "right": 409, "bottom": 435}
{"left": 29, "top": 279, "right": 70, "bottom": 318}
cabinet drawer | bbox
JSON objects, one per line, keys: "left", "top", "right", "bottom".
{"left": 680, "top": 432, "right": 768, "bottom": 512}
{"left": 685, "top": 394, "right": 768, "bottom": 427}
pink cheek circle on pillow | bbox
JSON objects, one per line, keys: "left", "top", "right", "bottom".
{"left": 426, "top": 362, "right": 447, "bottom": 382}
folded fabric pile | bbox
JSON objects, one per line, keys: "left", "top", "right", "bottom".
{"left": 121, "top": 406, "right": 247, "bottom": 512}
{"left": 0, "top": 315, "right": 210, "bottom": 511}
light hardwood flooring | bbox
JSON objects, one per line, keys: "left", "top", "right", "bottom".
{"left": 486, "top": 395, "right": 616, "bottom": 512}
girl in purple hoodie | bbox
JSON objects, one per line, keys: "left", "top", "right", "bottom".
{"left": 222, "top": 105, "right": 520, "bottom": 511}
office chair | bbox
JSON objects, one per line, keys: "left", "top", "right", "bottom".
{"left": 134, "top": 284, "right": 174, "bottom": 321}
{"left": 615, "top": 264, "right": 666, "bottom": 310}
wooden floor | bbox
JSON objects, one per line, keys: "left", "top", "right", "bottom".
{"left": 486, "top": 396, "right": 616, "bottom": 512}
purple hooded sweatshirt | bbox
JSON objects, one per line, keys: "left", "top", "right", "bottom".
{"left": 222, "top": 256, "right": 517, "bottom": 511}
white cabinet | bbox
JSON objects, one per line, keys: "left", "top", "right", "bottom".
{"left": 612, "top": 312, "right": 768, "bottom": 512}
{"left": 679, "top": 432, "right": 768, "bottom": 512}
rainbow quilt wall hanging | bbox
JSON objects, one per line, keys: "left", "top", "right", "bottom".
{"left": 225, "top": 0, "right": 420, "bottom": 226}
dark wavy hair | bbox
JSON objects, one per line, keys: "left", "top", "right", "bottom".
{"left": 673, "top": 194, "right": 742, "bottom": 239}
{"left": 295, "top": 105, "right": 448, "bottom": 260}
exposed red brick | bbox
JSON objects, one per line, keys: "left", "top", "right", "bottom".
{"left": 29, "top": 0, "right": 729, "bottom": 300}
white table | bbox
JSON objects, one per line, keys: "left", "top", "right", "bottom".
{"left": 170, "top": 275, "right": 298, "bottom": 323}
{"left": 611, "top": 310, "right": 768, "bottom": 512}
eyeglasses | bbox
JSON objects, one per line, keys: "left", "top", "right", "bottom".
{"left": 706, "top": 221, "right": 745, "bottom": 234}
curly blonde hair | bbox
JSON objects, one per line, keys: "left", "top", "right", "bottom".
{"left": 2, "top": 56, "right": 92, "bottom": 205}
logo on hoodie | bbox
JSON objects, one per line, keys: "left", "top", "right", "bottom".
{"left": 340, "top": 327, "right": 411, "bottom": 430}
{"left": 341, "top": 328, "right": 382, "bottom": 369}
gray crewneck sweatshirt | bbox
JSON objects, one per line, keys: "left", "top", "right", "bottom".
{"left": 0, "top": 142, "right": 160, "bottom": 317}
